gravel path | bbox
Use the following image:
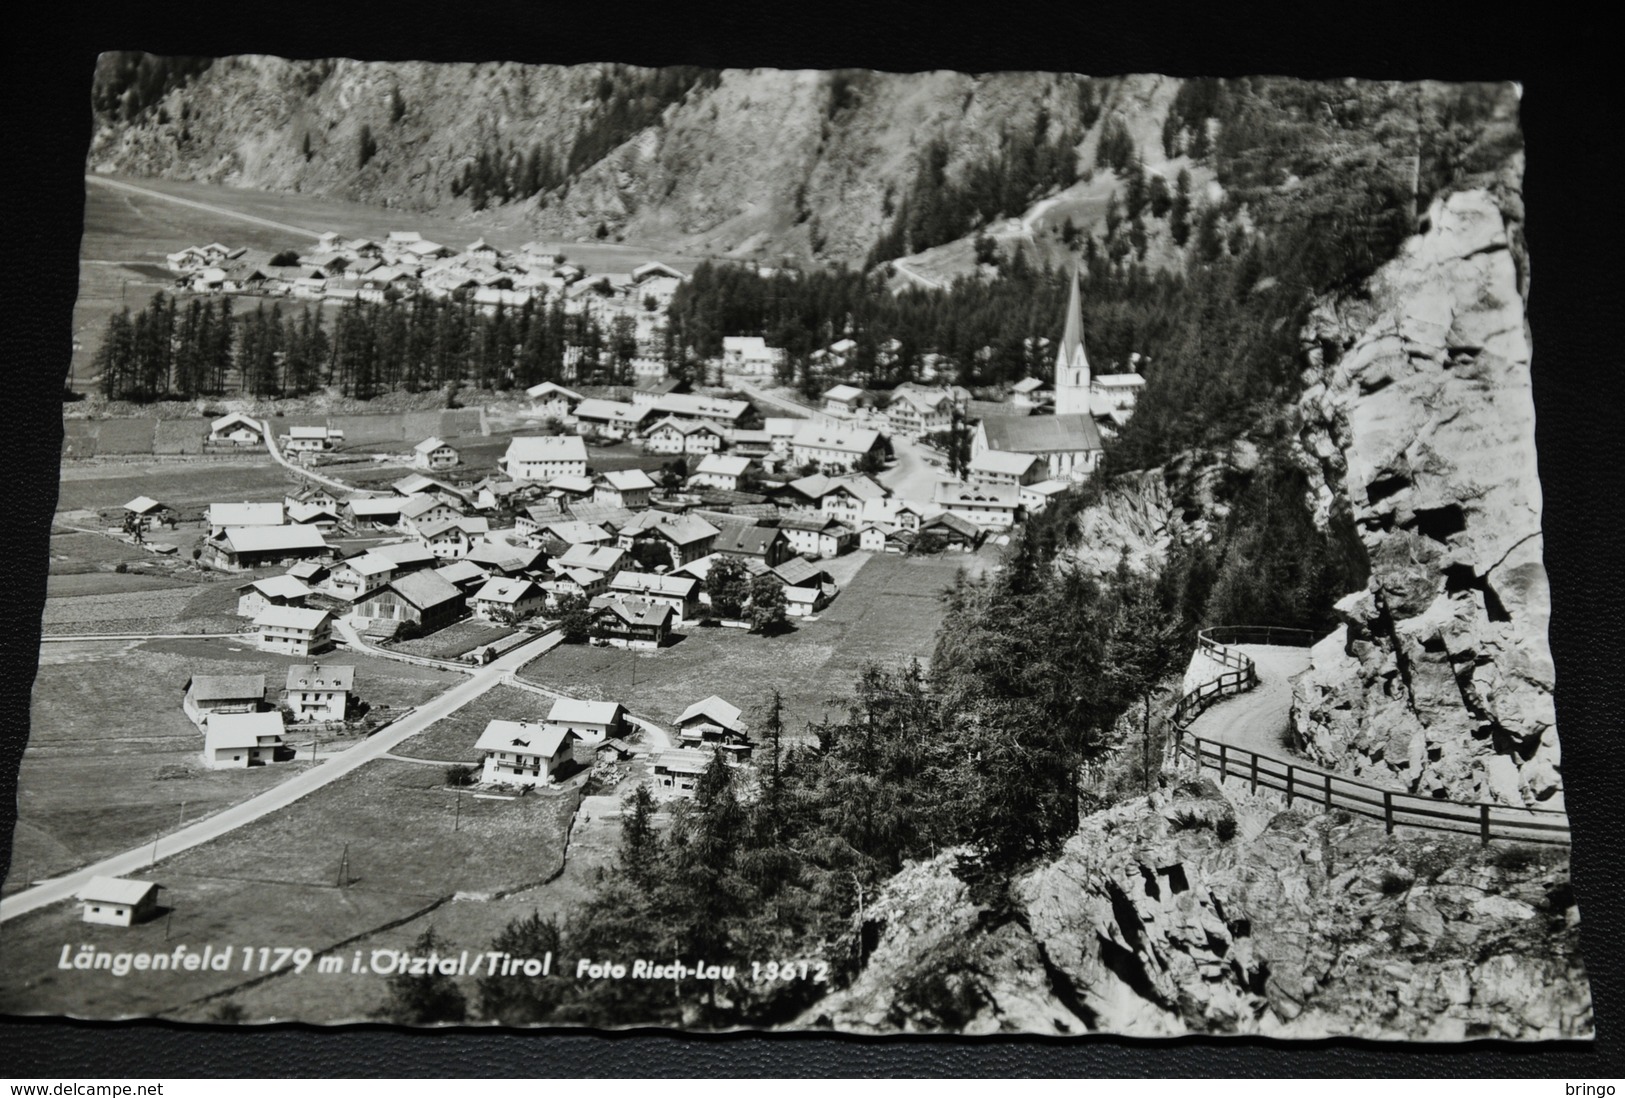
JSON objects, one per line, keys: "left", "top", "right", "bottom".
{"left": 1184, "top": 644, "right": 1311, "bottom": 758}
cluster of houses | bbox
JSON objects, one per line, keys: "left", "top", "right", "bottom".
{"left": 166, "top": 234, "right": 683, "bottom": 367}
{"left": 182, "top": 660, "right": 356, "bottom": 770}
{"left": 473, "top": 691, "right": 753, "bottom": 800}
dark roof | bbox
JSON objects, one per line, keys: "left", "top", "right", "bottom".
{"left": 712, "top": 523, "right": 785, "bottom": 557}
{"left": 773, "top": 557, "right": 830, "bottom": 586}
{"left": 921, "top": 512, "right": 983, "bottom": 539}
{"left": 589, "top": 596, "right": 675, "bottom": 628}
{"left": 187, "top": 674, "right": 266, "bottom": 701}
{"left": 978, "top": 413, "right": 1102, "bottom": 454}
{"left": 384, "top": 569, "right": 464, "bottom": 611}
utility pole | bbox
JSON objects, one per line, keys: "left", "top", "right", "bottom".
{"left": 150, "top": 829, "right": 160, "bottom": 867}
{"left": 337, "top": 843, "right": 350, "bottom": 889}
{"left": 454, "top": 790, "right": 463, "bottom": 832}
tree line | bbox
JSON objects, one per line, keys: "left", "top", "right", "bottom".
{"left": 92, "top": 291, "right": 648, "bottom": 402}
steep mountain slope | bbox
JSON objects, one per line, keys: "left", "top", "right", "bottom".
{"left": 1292, "top": 174, "right": 1555, "bottom": 808}
{"left": 89, "top": 56, "right": 1157, "bottom": 265}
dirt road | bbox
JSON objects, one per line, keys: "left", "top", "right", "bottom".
{"left": 1183, "top": 644, "right": 1311, "bottom": 757}
{"left": 86, "top": 176, "right": 322, "bottom": 241}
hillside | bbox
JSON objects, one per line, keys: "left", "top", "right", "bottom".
{"left": 90, "top": 56, "right": 1161, "bottom": 267}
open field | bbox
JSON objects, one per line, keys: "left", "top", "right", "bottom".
{"left": 517, "top": 549, "right": 993, "bottom": 738}
{"left": 54, "top": 460, "right": 294, "bottom": 514}
{"left": 388, "top": 685, "right": 555, "bottom": 764}
{"left": 9, "top": 638, "right": 463, "bottom": 896}
{"left": 0, "top": 757, "right": 578, "bottom": 1023}
{"left": 44, "top": 571, "right": 195, "bottom": 598}
{"left": 391, "top": 620, "right": 517, "bottom": 662}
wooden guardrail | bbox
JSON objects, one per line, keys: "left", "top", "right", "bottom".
{"left": 1169, "top": 627, "right": 1570, "bottom": 847}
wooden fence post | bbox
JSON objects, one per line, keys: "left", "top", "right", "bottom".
{"left": 1219, "top": 742, "right": 1228, "bottom": 782}
{"left": 1250, "top": 753, "right": 1258, "bottom": 794}
{"left": 1480, "top": 804, "right": 1491, "bottom": 845}
{"left": 1383, "top": 791, "right": 1394, "bottom": 835}
{"left": 1324, "top": 772, "right": 1333, "bottom": 810}
{"left": 1285, "top": 765, "right": 1294, "bottom": 807}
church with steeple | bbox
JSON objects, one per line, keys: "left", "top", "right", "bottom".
{"left": 969, "top": 266, "right": 1107, "bottom": 483}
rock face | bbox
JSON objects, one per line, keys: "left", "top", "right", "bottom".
{"left": 88, "top": 59, "right": 1155, "bottom": 265}
{"left": 1292, "top": 178, "right": 1561, "bottom": 807}
{"left": 804, "top": 779, "right": 1591, "bottom": 1039}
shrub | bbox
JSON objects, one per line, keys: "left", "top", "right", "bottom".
{"left": 1168, "top": 809, "right": 1214, "bottom": 833}
{"left": 445, "top": 764, "right": 476, "bottom": 788}
{"left": 1215, "top": 815, "right": 1237, "bottom": 842}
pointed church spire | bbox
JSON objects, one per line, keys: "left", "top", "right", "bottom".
{"left": 1054, "top": 265, "right": 1090, "bottom": 415}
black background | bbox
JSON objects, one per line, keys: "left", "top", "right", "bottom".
{"left": 2, "top": 0, "right": 1619, "bottom": 1077}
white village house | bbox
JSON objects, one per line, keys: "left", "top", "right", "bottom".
{"left": 76, "top": 877, "right": 161, "bottom": 927}
{"left": 502, "top": 435, "right": 589, "bottom": 482}
{"left": 253, "top": 605, "right": 332, "bottom": 656}
{"left": 412, "top": 436, "right": 460, "bottom": 471}
{"left": 476, "top": 720, "right": 572, "bottom": 787}
{"left": 284, "top": 662, "right": 354, "bottom": 723}
{"left": 202, "top": 710, "right": 286, "bottom": 769}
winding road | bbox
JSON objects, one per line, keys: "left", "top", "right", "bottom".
{"left": 0, "top": 628, "right": 559, "bottom": 923}
{"left": 1184, "top": 644, "right": 1312, "bottom": 757}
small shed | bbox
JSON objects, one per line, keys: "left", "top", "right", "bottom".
{"left": 76, "top": 876, "right": 161, "bottom": 926}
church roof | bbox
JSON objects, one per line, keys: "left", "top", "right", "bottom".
{"left": 979, "top": 414, "right": 1103, "bottom": 455}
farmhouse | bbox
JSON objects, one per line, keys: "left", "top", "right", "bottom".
{"left": 464, "top": 542, "right": 543, "bottom": 577}
{"left": 122, "top": 495, "right": 173, "bottom": 529}
{"left": 918, "top": 512, "right": 986, "bottom": 551}
{"left": 544, "top": 697, "right": 626, "bottom": 747}
{"left": 502, "top": 435, "right": 589, "bottom": 482}
{"left": 790, "top": 423, "right": 885, "bottom": 474}
{"left": 819, "top": 475, "right": 889, "bottom": 525}
{"left": 327, "top": 552, "right": 398, "bottom": 599}
{"left": 643, "top": 416, "right": 727, "bottom": 456}
{"left": 415, "top": 516, "right": 490, "bottom": 559}
{"left": 778, "top": 513, "right": 853, "bottom": 560}
{"left": 674, "top": 696, "right": 753, "bottom": 761}
{"left": 572, "top": 399, "right": 651, "bottom": 440}
{"left": 617, "top": 511, "right": 719, "bottom": 568}
{"left": 1010, "top": 375, "right": 1050, "bottom": 408}
{"left": 933, "top": 481, "right": 1022, "bottom": 530}
{"left": 476, "top": 720, "right": 574, "bottom": 787}
{"left": 555, "top": 543, "right": 627, "bottom": 576}
{"left": 473, "top": 577, "right": 547, "bottom": 622}
{"left": 254, "top": 605, "right": 332, "bottom": 656}
{"left": 721, "top": 335, "right": 784, "bottom": 376}
{"left": 284, "top": 662, "right": 354, "bottom": 722}
{"left": 711, "top": 522, "right": 791, "bottom": 567}
{"left": 343, "top": 495, "right": 404, "bottom": 527}
{"left": 434, "top": 559, "right": 490, "bottom": 598}
{"left": 287, "top": 560, "right": 330, "bottom": 585}
{"left": 203, "top": 710, "right": 287, "bottom": 769}
{"left": 285, "top": 425, "right": 342, "bottom": 453}
{"left": 822, "top": 384, "right": 865, "bottom": 416}
{"left": 370, "top": 541, "right": 440, "bottom": 572}
{"left": 542, "top": 565, "right": 610, "bottom": 604}
{"left": 527, "top": 519, "right": 613, "bottom": 554}
{"left": 209, "top": 413, "right": 265, "bottom": 446}
{"left": 286, "top": 484, "right": 340, "bottom": 512}
{"left": 589, "top": 596, "right": 675, "bottom": 649}
{"left": 287, "top": 501, "right": 340, "bottom": 530}
{"left": 182, "top": 673, "right": 265, "bottom": 727}
{"left": 594, "top": 468, "right": 656, "bottom": 510}
{"left": 235, "top": 574, "right": 312, "bottom": 618}
{"left": 412, "top": 437, "right": 460, "bottom": 471}
{"left": 608, "top": 570, "right": 701, "bottom": 621}
{"left": 76, "top": 877, "right": 161, "bottom": 927}
{"left": 885, "top": 387, "right": 954, "bottom": 438}
{"left": 206, "top": 501, "right": 284, "bottom": 536}
{"left": 689, "top": 453, "right": 752, "bottom": 492}
{"left": 1019, "top": 479, "right": 1073, "bottom": 514}
{"left": 398, "top": 494, "right": 464, "bottom": 535}
{"left": 652, "top": 749, "right": 711, "bottom": 798}
{"left": 784, "top": 583, "right": 835, "bottom": 618}
{"left": 352, "top": 570, "right": 467, "bottom": 635}
{"left": 526, "top": 381, "right": 584, "bottom": 422}
{"left": 203, "top": 525, "right": 328, "bottom": 572}
{"left": 631, "top": 377, "right": 690, "bottom": 409}
{"left": 968, "top": 449, "right": 1043, "bottom": 487}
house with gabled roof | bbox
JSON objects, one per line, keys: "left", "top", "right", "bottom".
{"left": 918, "top": 511, "right": 985, "bottom": 551}
{"left": 572, "top": 399, "right": 650, "bottom": 440}
{"left": 415, "top": 516, "right": 490, "bottom": 559}
{"left": 477, "top": 720, "right": 574, "bottom": 787}
{"left": 822, "top": 384, "right": 866, "bottom": 415}
{"left": 182, "top": 673, "right": 266, "bottom": 728}
{"left": 791, "top": 422, "right": 885, "bottom": 474}
{"left": 203, "top": 525, "right": 328, "bottom": 572}
{"left": 674, "top": 696, "right": 753, "bottom": 761}
{"left": 711, "top": 521, "right": 791, "bottom": 568}
{"left": 76, "top": 877, "right": 161, "bottom": 927}
{"left": 608, "top": 570, "right": 701, "bottom": 622}
{"left": 617, "top": 510, "right": 719, "bottom": 568}
{"left": 652, "top": 748, "right": 711, "bottom": 798}
{"left": 254, "top": 605, "right": 332, "bottom": 656}
{"left": 777, "top": 511, "right": 853, "bottom": 560}
{"left": 643, "top": 416, "right": 728, "bottom": 456}
{"left": 473, "top": 577, "right": 546, "bottom": 622}
{"left": 206, "top": 501, "right": 284, "bottom": 536}
{"left": 544, "top": 697, "right": 626, "bottom": 747}
{"left": 593, "top": 468, "right": 656, "bottom": 510}
{"left": 235, "top": 574, "right": 312, "bottom": 619}
{"left": 527, "top": 381, "right": 585, "bottom": 422}
{"left": 209, "top": 413, "right": 265, "bottom": 446}
{"left": 969, "top": 448, "right": 1043, "bottom": 487}
{"left": 397, "top": 493, "right": 464, "bottom": 536}
{"left": 819, "top": 475, "right": 889, "bottom": 526}
{"left": 1019, "top": 479, "right": 1073, "bottom": 514}
{"left": 434, "top": 559, "right": 490, "bottom": 598}
{"left": 352, "top": 570, "right": 466, "bottom": 635}
{"left": 589, "top": 596, "right": 675, "bottom": 649}
{"left": 412, "top": 437, "right": 459, "bottom": 471}
{"left": 284, "top": 662, "right": 355, "bottom": 722}
{"left": 933, "top": 480, "right": 1022, "bottom": 530}
{"left": 344, "top": 495, "right": 404, "bottom": 527}
{"left": 884, "top": 386, "right": 955, "bottom": 438}
{"left": 203, "top": 710, "right": 287, "bottom": 769}
{"left": 284, "top": 424, "right": 343, "bottom": 453}
{"left": 688, "top": 453, "right": 753, "bottom": 492}
{"left": 502, "top": 435, "right": 589, "bottom": 482}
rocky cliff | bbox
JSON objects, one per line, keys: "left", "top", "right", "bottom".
{"left": 803, "top": 778, "right": 1590, "bottom": 1039}
{"left": 1291, "top": 175, "right": 1559, "bottom": 809}
{"left": 89, "top": 57, "right": 1168, "bottom": 264}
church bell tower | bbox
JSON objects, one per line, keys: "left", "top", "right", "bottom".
{"left": 1053, "top": 266, "right": 1091, "bottom": 416}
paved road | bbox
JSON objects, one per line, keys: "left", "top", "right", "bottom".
{"left": 878, "top": 436, "right": 944, "bottom": 503}
{"left": 1184, "top": 644, "right": 1312, "bottom": 758}
{"left": 87, "top": 176, "right": 322, "bottom": 241}
{"left": 0, "top": 629, "right": 560, "bottom": 923}
{"left": 734, "top": 381, "right": 818, "bottom": 419}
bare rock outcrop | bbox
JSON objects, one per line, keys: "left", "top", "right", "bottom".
{"left": 1292, "top": 178, "right": 1560, "bottom": 807}
{"left": 803, "top": 779, "right": 1591, "bottom": 1040}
